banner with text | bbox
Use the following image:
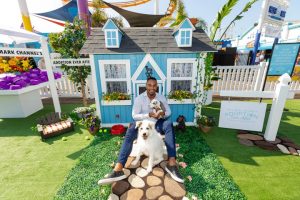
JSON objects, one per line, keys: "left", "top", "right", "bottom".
{"left": 0, "top": 47, "right": 43, "bottom": 57}
{"left": 268, "top": 43, "right": 300, "bottom": 76}
{"left": 51, "top": 58, "right": 90, "bottom": 67}
{"left": 219, "top": 101, "right": 267, "bottom": 132}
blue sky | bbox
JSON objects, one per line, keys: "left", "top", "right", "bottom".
{"left": 0, "top": 0, "right": 299, "bottom": 38}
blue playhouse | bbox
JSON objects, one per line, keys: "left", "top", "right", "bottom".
{"left": 80, "top": 18, "right": 215, "bottom": 126}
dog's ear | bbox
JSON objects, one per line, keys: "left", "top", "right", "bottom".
{"left": 148, "top": 122, "right": 154, "bottom": 130}
{"left": 135, "top": 121, "right": 142, "bottom": 129}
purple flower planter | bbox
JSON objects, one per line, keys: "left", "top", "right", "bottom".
{"left": 0, "top": 82, "right": 10, "bottom": 90}
{"left": 40, "top": 76, "right": 48, "bottom": 82}
{"left": 30, "top": 68, "right": 41, "bottom": 74}
{"left": 30, "top": 79, "right": 41, "bottom": 85}
{"left": 10, "top": 85, "right": 22, "bottom": 90}
{"left": 29, "top": 73, "right": 38, "bottom": 78}
{"left": 41, "top": 71, "right": 47, "bottom": 76}
{"left": 15, "top": 80, "right": 27, "bottom": 87}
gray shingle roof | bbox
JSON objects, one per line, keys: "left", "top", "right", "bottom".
{"left": 80, "top": 27, "right": 216, "bottom": 54}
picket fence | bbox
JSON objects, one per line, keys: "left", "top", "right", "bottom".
{"left": 212, "top": 63, "right": 300, "bottom": 94}
{"left": 39, "top": 63, "right": 300, "bottom": 99}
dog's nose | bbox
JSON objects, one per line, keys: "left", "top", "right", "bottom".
{"left": 142, "top": 133, "right": 146, "bottom": 136}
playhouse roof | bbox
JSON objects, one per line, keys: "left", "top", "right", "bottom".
{"left": 80, "top": 27, "right": 216, "bottom": 54}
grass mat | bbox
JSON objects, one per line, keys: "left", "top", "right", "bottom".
{"left": 54, "top": 128, "right": 245, "bottom": 200}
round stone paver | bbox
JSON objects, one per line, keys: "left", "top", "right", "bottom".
{"left": 158, "top": 195, "right": 173, "bottom": 200}
{"left": 278, "top": 137, "right": 294, "bottom": 143}
{"left": 136, "top": 167, "right": 148, "bottom": 178}
{"left": 146, "top": 186, "right": 164, "bottom": 200}
{"left": 123, "top": 168, "right": 131, "bottom": 177}
{"left": 147, "top": 176, "right": 162, "bottom": 186}
{"left": 128, "top": 174, "right": 145, "bottom": 188}
{"left": 152, "top": 167, "right": 164, "bottom": 177}
{"left": 112, "top": 181, "right": 130, "bottom": 196}
{"left": 283, "top": 142, "right": 300, "bottom": 150}
{"left": 288, "top": 147, "right": 298, "bottom": 155}
{"left": 141, "top": 158, "right": 149, "bottom": 169}
{"left": 268, "top": 138, "right": 281, "bottom": 144}
{"left": 160, "top": 161, "right": 167, "bottom": 169}
{"left": 164, "top": 174, "right": 186, "bottom": 198}
{"left": 238, "top": 138, "right": 254, "bottom": 147}
{"left": 108, "top": 193, "right": 119, "bottom": 200}
{"left": 120, "top": 189, "right": 144, "bottom": 200}
{"left": 254, "top": 140, "right": 278, "bottom": 151}
{"left": 237, "top": 133, "right": 264, "bottom": 141}
{"left": 277, "top": 144, "right": 290, "bottom": 154}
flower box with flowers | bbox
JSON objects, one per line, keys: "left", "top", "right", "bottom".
{"left": 167, "top": 90, "right": 195, "bottom": 104}
{"left": 101, "top": 92, "right": 131, "bottom": 106}
{"left": 0, "top": 57, "right": 61, "bottom": 91}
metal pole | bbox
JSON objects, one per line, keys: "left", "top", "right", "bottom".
{"left": 17, "top": 0, "right": 33, "bottom": 32}
{"left": 251, "top": 0, "right": 269, "bottom": 65}
{"left": 77, "top": 0, "right": 91, "bottom": 36}
{"left": 154, "top": 0, "right": 159, "bottom": 15}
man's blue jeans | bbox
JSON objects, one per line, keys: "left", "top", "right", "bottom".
{"left": 117, "top": 119, "right": 176, "bottom": 167}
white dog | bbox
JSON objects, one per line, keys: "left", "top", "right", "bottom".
{"left": 131, "top": 120, "right": 164, "bottom": 173}
{"left": 149, "top": 99, "right": 165, "bottom": 119}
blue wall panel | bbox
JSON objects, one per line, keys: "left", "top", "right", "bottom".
{"left": 169, "top": 104, "right": 195, "bottom": 122}
{"left": 101, "top": 105, "right": 133, "bottom": 124}
{"left": 93, "top": 53, "right": 198, "bottom": 124}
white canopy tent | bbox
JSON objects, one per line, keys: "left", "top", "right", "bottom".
{"left": 0, "top": 27, "right": 61, "bottom": 116}
{"left": 0, "top": 27, "right": 41, "bottom": 44}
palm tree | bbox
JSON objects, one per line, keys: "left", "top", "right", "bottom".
{"left": 219, "top": 0, "right": 258, "bottom": 40}
{"left": 210, "top": 0, "right": 259, "bottom": 41}
{"left": 210, "top": 0, "right": 239, "bottom": 41}
{"left": 91, "top": 0, "right": 107, "bottom": 27}
{"left": 170, "top": 0, "right": 188, "bottom": 27}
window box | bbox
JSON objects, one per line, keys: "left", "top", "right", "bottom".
{"left": 101, "top": 99, "right": 131, "bottom": 106}
{"left": 168, "top": 99, "right": 194, "bottom": 104}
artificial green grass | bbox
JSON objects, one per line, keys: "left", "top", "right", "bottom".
{"left": 0, "top": 104, "right": 92, "bottom": 200}
{"left": 202, "top": 100, "right": 300, "bottom": 200}
{"left": 54, "top": 128, "right": 245, "bottom": 200}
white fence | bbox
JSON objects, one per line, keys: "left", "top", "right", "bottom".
{"left": 39, "top": 63, "right": 300, "bottom": 99}
{"left": 213, "top": 63, "right": 300, "bottom": 94}
{"left": 40, "top": 74, "right": 95, "bottom": 99}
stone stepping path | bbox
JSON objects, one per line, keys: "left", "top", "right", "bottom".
{"left": 109, "top": 155, "right": 187, "bottom": 200}
{"left": 237, "top": 131, "right": 300, "bottom": 156}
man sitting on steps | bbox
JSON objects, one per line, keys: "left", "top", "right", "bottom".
{"left": 98, "top": 77, "right": 184, "bottom": 185}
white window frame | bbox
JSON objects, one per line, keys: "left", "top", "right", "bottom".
{"left": 178, "top": 29, "right": 192, "bottom": 47}
{"left": 104, "top": 30, "right": 119, "bottom": 48}
{"left": 99, "top": 60, "right": 131, "bottom": 105}
{"left": 167, "top": 58, "right": 197, "bottom": 95}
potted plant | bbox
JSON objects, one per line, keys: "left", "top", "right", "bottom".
{"left": 196, "top": 115, "right": 216, "bottom": 133}
{"left": 70, "top": 106, "right": 96, "bottom": 120}
{"left": 102, "top": 92, "right": 131, "bottom": 105}
{"left": 82, "top": 114, "right": 101, "bottom": 136}
{"left": 167, "top": 90, "right": 194, "bottom": 104}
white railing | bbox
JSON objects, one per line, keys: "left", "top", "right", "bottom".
{"left": 213, "top": 63, "right": 300, "bottom": 94}
{"left": 39, "top": 74, "right": 95, "bottom": 99}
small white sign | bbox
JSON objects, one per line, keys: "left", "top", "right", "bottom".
{"left": 219, "top": 101, "right": 267, "bottom": 132}
{"left": 0, "top": 47, "right": 43, "bottom": 57}
{"left": 51, "top": 58, "right": 90, "bottom": 66}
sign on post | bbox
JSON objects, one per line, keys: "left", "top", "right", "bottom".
{"left": 268, "top": 43, "right": 300, "bottom": 76}
{"left": 0, "top": 47, "right": 43, "bottom": 57}
{"left": 219, "top": 101, "right": 267, "bottom": 132}
{"left": 51, "top": 58, "right": 90, "bottom": 67}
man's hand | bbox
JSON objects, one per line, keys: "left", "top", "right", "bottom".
{"left": 149, "top": 111, "right": 165, "bottom": 119}
{"left": 149, "top": 112, "right": 157, "bottom": 118}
